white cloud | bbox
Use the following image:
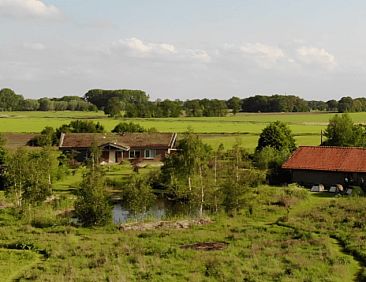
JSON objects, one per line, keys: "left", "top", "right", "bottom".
{"left": 23, "top": 42, "right": 46, "bottom": 51}
{"left": 240, "top": 43, "right": 285, "bottom": 63}
{"left": 186, "top": 49, "right": 211, "bottom": 63}
{"left": 0, "top": 0, "right": 61, "bottom": 19}
{"left": 296, "top": 47, "right": 336, "bottom": 70}
{"left": 119, "top": 37, "right": 177, "bottom": 56}
{"left": 112, "top": 37, "right": 211, "bottom": 63}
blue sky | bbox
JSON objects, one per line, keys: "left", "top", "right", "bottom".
{"left": 1, "top": 0, "right": 366, "bottom": 100}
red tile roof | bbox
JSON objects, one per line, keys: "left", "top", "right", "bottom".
{"left": 282, "top": 146, "right": 366, "bottom": 173}
{"left": 59, "top": 133, "right": 177, "bottom": 149}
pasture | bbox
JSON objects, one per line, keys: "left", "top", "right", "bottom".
{"left": 0, "top": 111, "right": 359, "bottom": 150}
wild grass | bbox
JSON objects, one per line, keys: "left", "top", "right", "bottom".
{"left": 0, "top": 186, "right": 362, "bottom": 281}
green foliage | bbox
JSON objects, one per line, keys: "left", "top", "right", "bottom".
{"left": 104, "top": 97, "right": 123, "bottom": 117}
{"left": 154, "top": 99, "right": 182, "bottom": 117}
{"left": 220, "top": 179, "right": 248, "bottom": 213}
{"left": 59, "top": 120, "right": 105, "bottom": 133}
{"left": 184, "top": 99, "right": 228, "bottom": 117}
{"left": 0, "top": 88, "right": 24, "bottom": 111}
{"left": 29, "top": 126, "right": 57, "bottom": 147}
{"left": 74, "top": 167, "right": 112, "bottom": 227}
{"left": 121, "top": 173, "right": 156, "bottom": 215}
{"left": 227, "top": 96, "right": 241, "bottom": 115}
{"left": 112, "top": 122, "right": 146, "bottom": 133}
{"left": 323, "top": 114, "right": 366, "bottom": 146}
{"left": 254, "top": 146, "right": 291, "bottom": 170}
{"left": 242, "top": 94, "right": 309, "bottom": 112}
{"left": 255, "top": 123, "right": 295, "bottom": 185}
{"left": 256, "top": 121, "right": 296, "bottom": 152}
{"left": 5, "top": 148, "right": 55, "bottom": 207}
{"left": 0, "top": 133, "right": 6, "bottom": 164}
{"left": 338, "top": 96, "right": 354, "bottom": 113}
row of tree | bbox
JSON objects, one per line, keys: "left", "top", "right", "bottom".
{"left": 4, "top": 87, "right": 366, "bottom": 116}
{"left": 0, "top": 88, "right": 97, "bottom": 111}
{"left": 85, "top": 89, "right": 229, "bottom": 117}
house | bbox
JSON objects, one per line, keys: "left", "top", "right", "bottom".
{"left": 1, "top": 133, "right": 38, "bottom": 149}
{"left": 282, "top": 146, "right": 366, "bottom": 187}
{"left": 59, "top": 132, "right": 177, "bottom": 164}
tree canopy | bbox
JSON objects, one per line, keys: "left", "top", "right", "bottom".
{"left": 256, "top": 121, "right": 296, "bottom": 152}
{"left": 322, "top": 114, "right": 366, "bottom": 147}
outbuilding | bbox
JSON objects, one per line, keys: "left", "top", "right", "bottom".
{"left": 282, "top": 146, "right": 366, "bottom": 187}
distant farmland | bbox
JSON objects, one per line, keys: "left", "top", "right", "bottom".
{"left": 1, "top": 111, "right": 364, "bottom": 150}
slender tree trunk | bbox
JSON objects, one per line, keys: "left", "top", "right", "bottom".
{"left": 199, "top": 166, "right": 204, "bottom": 217}
{"left": 214, "top": 156, "right": 217, "bottom": 185}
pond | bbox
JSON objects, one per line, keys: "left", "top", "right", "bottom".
{"left": 112, "top": 197, "right": 199, "bottom": 224}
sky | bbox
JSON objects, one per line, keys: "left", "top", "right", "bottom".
{"left": 1, "top": 0, "right": 366, "bottom": 101}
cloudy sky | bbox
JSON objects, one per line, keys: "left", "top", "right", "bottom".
{"left": 1, "top": 0, "right": 366, "bottom": 100}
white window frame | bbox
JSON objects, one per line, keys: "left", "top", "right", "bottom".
{"left": 129, "top": 150, "right": 141, "bottom": 159}
{"left": 144, "top": 149, "right": 156, "bottom": 159}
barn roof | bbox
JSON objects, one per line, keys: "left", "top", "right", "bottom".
{"left": 59, "top": 132, "right": 177, "bottom": 149}
{"left": 282, "top": 146, "right": 366, "bottom": 173}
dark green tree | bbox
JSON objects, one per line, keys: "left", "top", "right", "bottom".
{"left": 0, "top": 88, "right": 24, "bottom": 111}
{"left": 104, "top": 97, "right": 124, "bottom": 117}
{"left": 338, "top": 96, "right": 354, "bottom": 113}
{"left": 256, "top": 121, "right": 296, "bottom": 152}
{"left": 227, "top": 96, "right": 241, "bottom": 115}
{"left": 326, "top": 99, "right": 338, "bottom": 112}
{"left": 74, "top": 146, "right": 111, "bottom": 226}
{"left": 161, "top": 132, "right": 213, "bottom": 215}
{"left": 29, "top": 126, "right": 57, "bottom": 147}
{"left": 38, "top": 98, "right": 54, "bottom": 111}
{"left": 112, "top": 122, "right": 145, "bottom": 133}
{"left": 323, "top": 114, "right": 365, "bottom": 146}
{"left": 121, "top": 174, "right": 156, "bottom": 215}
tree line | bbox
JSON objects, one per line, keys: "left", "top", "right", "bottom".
{"left": 2, "top": 87, "right": 366, "bottom": 116}
{"left": 0, "top": 88, "right": 97, "bottom": 112}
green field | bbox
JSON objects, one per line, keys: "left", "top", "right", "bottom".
{"left": 0, "top": 111, "right": 360, "bottom": 150}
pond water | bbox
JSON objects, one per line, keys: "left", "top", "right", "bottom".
{"left": 112, "top": 197, "right": 198, "bottom": 224}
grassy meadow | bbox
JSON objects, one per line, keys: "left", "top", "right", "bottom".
{"left": 0, "top": 186, "right": 364, "bottom": 281}
{"left": 0, "top": 110, "right": 360, "bottom": 150}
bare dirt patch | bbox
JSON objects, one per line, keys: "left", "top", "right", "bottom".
{"left": 180, "top": 242, "right": 228, "bottom": 251}
{"left": 119, "top": 218, "right": 212, "bottom": 231}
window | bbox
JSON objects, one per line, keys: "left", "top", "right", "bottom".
{"left": 144, "top": 149, "right": 156, "bottom": 159}
{"left": 129, "top": 150, "right": 141, "bottom": 159}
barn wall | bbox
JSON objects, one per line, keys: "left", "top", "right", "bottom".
{"left": 292, "top": 170, "right": 347, "bottom": 187}
{"left": 292, "top": 170, "right": 366, "bottom": 187}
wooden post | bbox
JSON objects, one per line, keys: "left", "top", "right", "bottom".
{"left": 320, "top": 130, "right": 323, "bottom": 145}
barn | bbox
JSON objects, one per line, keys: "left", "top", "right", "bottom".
{"left": 282, "top": 146, "right": 366, "bottom": 187}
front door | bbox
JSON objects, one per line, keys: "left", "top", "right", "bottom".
{"left": 115, "top": 151, "right": 122, "bottom": 163}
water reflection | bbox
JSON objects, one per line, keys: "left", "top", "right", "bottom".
{"left": 113, "top": 197, "right": 198, "bottom": 224}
